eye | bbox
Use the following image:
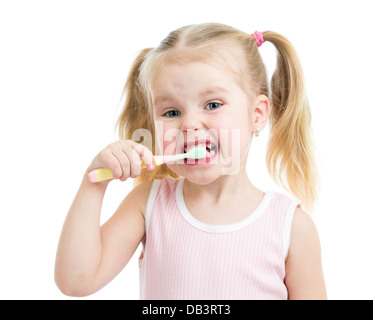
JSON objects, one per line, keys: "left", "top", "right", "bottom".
{"left": 163, "top": 110, "right": 181, "bottom": 117}
{"left": 205, "top": 102, "right": 222, "bottom": 110}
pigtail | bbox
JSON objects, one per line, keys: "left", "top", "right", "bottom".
{"left": 116, "top": 48, "right": 179, "bottom": 186}
{"left": 117, "top": 48, "right": 152, "bottom": 140}
{"left": 263, "top": 32, "right": 319, "bottom": 212}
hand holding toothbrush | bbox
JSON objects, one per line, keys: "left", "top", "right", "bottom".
{"left": 87, "top": 140, "right": 155, "bottom": 185}
{"left": 87, "top": 140, "right": 208, "bottom": 184}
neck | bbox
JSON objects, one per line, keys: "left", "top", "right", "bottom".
{"left": 183, "top": 166, "right": 258, "bottom": 205}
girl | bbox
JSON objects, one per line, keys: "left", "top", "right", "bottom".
{"left": 55, "top": 23, "right": 327, "bottom": 299}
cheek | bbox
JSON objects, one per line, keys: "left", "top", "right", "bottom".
{"left": 215, "top": 114, "right": 251, "bottom": 154}
{"left": 156, "top": 123, "right": 181, "bottom": 155}
{"left": 163, "top": 138, "right": 178, "bottom": 155}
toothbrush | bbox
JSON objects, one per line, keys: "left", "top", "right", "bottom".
{"left": 88, "top": 146, "right": 208, "bottom": 183}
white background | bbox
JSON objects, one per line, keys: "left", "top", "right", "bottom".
{"left": 1, "top": 0, "right": 372, "bottom": 300}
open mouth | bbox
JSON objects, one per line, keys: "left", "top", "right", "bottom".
{"left": 183, "top": 143, "right": 218, "bottom": 158}
{"left": 182, "top": 141, "right": 219, "bottom": 166}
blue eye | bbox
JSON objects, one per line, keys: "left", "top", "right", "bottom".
{"left": 164, "top": 110, "right": 181, "bottom": 117}
{"left": 205, "top": 102, "right": 222, "bottom": 110}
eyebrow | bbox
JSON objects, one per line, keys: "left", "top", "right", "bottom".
{"left": 198, "top": 86, "right": 228, "bottom": 98}
{"left": 153, "top": 86, "right": 228, "bottom": 106}
{"left": 153, "top": 95, "right": 173, "bottom": 106}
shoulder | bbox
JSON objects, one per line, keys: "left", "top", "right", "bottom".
{"left": 285, "top": 207, "right": 320, "bottom": 262}
{"left": 127, "top": 177, "right": 179, "bottom": 217}
{"left": 285, "top": 207, "right": 327, "bottom": 299}
{"left": 290, "top": 208, "right": 320, "bottom": 252}
{"left": 282, "top": 203, "right": 319, "bottom": 265}
{"left": 124, "top": 179, "right": 155, "bottom": 218}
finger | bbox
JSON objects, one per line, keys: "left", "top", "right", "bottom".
{"left": 121, "top": 142, "right": 142, "bottom": 178}
{"left": 127, "top": 140, "right": 154, "bottom": 167}
{"left": 110, "top": 147, "right": 131, "bottom": 181}
{"left": 105, "top": 154, "right": 123, "bottom": 180}
{"left": 93, "top": 148, "right": 122, "bottom": 179}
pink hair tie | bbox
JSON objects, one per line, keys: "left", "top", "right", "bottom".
{"left": 252, "top": 31, "right": 265, "bottom": 47}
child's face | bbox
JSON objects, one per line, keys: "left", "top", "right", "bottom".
{"left": 151, "top": 61, "right": 256, "bottom": 184}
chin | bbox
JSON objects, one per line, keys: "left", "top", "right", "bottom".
{"left": 168, "top": 165, "right": 220, "bottom": 185}
{"left": 183, "top": 174, "right": 217, "bottom": 185}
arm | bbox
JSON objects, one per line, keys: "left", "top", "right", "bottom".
{"left": 285, "top": 208, "right": 327, "bottom": 300}
{"left": 55, "top": 173, "right": 152, "bottom": 296}
{"left": 54, "top": 140, "right": 153, "bottom": 296}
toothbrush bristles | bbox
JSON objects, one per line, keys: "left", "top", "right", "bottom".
{"left": 187, "top": 146, "right": 208, "bottom": 159}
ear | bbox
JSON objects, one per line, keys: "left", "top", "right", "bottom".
{"left": 252, "top": 95, "right": 270, "bottom": 134}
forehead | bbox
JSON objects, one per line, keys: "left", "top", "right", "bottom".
{"left": 151, "top": 61, "right": 237, "bottom": 103}
{"left": 150, "top": 45, "right": 249, "bottom": 94}
{"left": 163, "top": 45, "right": 246, "bottom": 75}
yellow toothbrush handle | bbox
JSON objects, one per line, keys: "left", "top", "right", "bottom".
{"left": 87, "top": 157, "right": 164, "bottom": 183}
{"left": 87, "top": 168, "right": 114, "bottom": 183}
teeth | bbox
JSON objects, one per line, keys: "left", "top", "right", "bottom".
{"left": 184, "top": 143, "right": 207, "bottom": 152}
{"left": 183, "top": 143, "right": 217, "bottom": 157}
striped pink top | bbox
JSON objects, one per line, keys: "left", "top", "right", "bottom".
{"left": 139, "top": 177, "right": 299, "bottom": 300}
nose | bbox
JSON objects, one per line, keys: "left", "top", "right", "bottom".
{"left": 180, "top": 111, "right": 204, "bottom": 133}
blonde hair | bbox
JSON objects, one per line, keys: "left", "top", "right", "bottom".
{"left": 116, "top": 23, "right": 319, "bottom": 212}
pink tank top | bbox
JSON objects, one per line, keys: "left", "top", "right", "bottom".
{"left": 139, "top": 177, "right": 299, "bottom": 300}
